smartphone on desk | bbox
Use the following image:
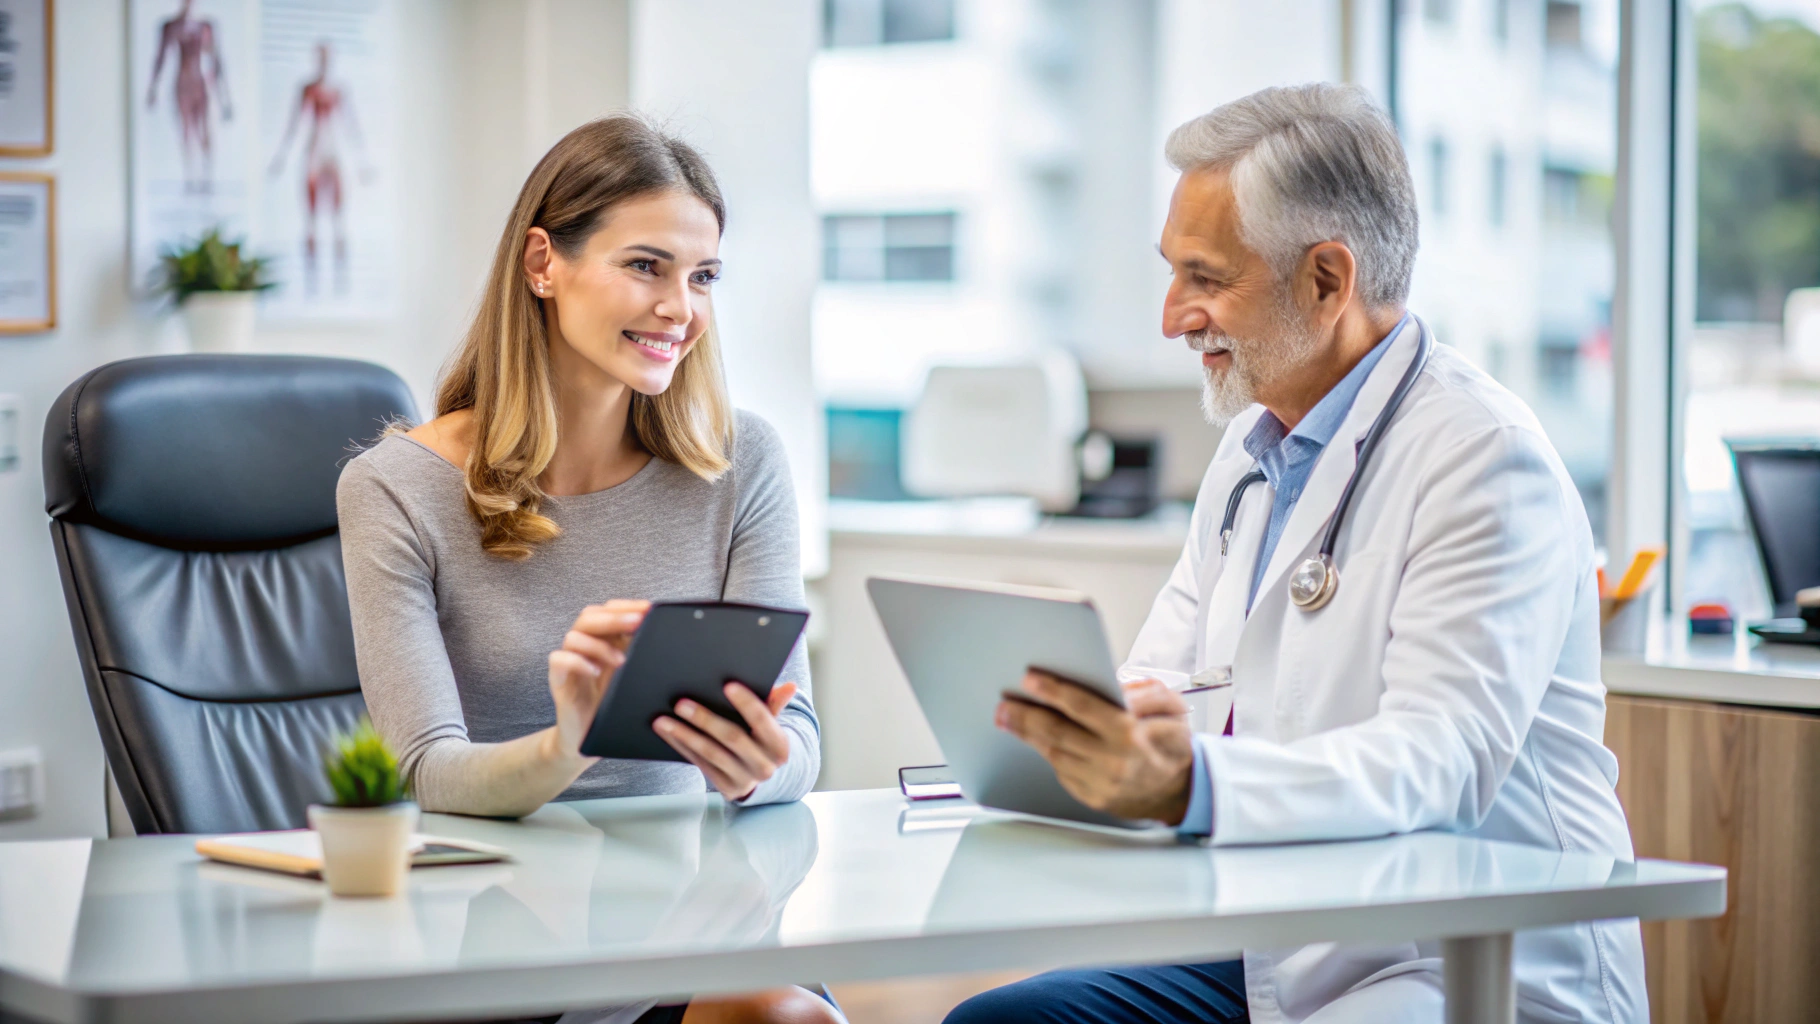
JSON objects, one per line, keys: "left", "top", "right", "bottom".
{"left": 899, "top": 764, "right": 964, "bottom": 800}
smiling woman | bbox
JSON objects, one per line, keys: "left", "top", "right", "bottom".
{"left": 334, "top": 115, "right": 836, "bottom": 1024}
{"left": 438, "top": 116, "right": 735, "bottom": 560}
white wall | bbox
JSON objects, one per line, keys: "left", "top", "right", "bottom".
{"left": 631, "top": 0, "right": 828, "bottom": 577}
{"left": 0, "top": 0, "right": 635, "bottom": 840}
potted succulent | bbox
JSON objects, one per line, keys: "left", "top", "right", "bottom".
{"left": 308, "top": 718, "right": 418, "bottom": 898}
{"left": 154, "top": 228, "right": 275, "bottom": 353}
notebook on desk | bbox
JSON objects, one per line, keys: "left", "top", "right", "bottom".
{"left": 196, "top": 830, "right": 509, "bottom": 878}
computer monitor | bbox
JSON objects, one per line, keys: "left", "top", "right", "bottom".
{"left": 1727, "top": 440, "right": 1820, "bottom": 618}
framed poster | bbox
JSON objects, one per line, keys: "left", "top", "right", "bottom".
{"left": 0, "top": 0, "right": 52, "bottom": 156}
{"left": 129, "top": 0, "right": 254, "bottom": 295}
{"left": 257, "top": 0, "right": 397, "bottom": 321}
{"left": 0, "top": 172, "right": 54, "bottom": 333}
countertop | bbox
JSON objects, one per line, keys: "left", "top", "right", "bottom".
{"left": 828, "top": 498, "right": 1191, "bottom": 558}
{"left": 1603, "top": 632, "right": 1820, "bottom": 711}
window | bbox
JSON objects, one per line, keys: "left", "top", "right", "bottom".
{"left": 824, "top": 0, "right": 955, "bottom": 48}
{"left": 1546, "top": 1, "right": 1584, "bottom": 49}
{"left": 1428, "top": 136, "right": 1449, "bottom": 219}
{"left": 827, "top": 407, "right": 910, "bottom": 500}
{"left": 1681, "top": 1, "right": 1820, "bottom": 619}
{"left": 822, "top": 213, "right": 957, "bottom": 282}
{"left": 1399, "top": 0, "right": 1618, "bottom": 544}
{"left": 1488, "top": 146, "right": 1507, "bottom": 227}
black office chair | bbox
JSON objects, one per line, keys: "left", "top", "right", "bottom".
{"left": 43, "top": 355, "right": 418, "bottom": 835}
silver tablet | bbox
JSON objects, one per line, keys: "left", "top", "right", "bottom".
{"left": 866, "top": 574, "right": 1148, "bottom": 830}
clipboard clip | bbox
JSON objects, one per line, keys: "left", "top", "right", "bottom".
{"left": 1182, "top": 665, "right": 1233, "bottom": 696}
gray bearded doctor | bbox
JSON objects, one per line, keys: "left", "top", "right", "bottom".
{"left": 947, "top": 84, "right": 1644, "bottom": 1024}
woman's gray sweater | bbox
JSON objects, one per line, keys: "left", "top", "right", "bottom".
{"left": 335, "top": 410, "right": 819, "bottom": 811}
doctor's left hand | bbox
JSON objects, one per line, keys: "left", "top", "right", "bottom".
{"left": 997, "top": 672, "right": 1195, "bottom": 825}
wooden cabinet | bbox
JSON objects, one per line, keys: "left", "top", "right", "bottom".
{"left": 1604, "top": 694, "right": 1820, "bottom": 1024}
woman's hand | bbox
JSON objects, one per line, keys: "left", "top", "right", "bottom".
{"left": 655, "top": 681, "right": 798, "bottom": 801}
{"left": 544, "top": 599, "right": 650, "bottom": 763}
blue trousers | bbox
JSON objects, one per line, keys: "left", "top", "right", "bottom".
{"left": 944, "top": 960, "right": 1249, "bottom": 1024}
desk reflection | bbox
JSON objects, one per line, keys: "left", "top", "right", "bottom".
{"left": 66, "top": 795, "right": 820, "bottom": 986}
{"left": 922, "top": 815, "right": 1626, "bottom": 934}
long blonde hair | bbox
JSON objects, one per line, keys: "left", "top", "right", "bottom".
{"left": 436, "top": 115, "right": 734, "bottom": 560}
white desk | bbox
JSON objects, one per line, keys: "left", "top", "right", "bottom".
{"left": 0, "top": 789, "right": 1723, "bottom": 1024}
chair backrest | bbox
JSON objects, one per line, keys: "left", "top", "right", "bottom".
{"left": 1728, "top": 439, "right": 1820, "bottom": 618}
{"left": 43, "top": 355, "right": 418, "bottom": 834}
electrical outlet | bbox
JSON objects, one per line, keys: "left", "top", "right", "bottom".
{"left": 0, "top": 748, "right": 43, "bottom": 821}
{"left": 0, "top": 394, "right": 19, "bottom": 474}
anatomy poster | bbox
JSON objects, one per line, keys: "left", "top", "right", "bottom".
{"left": 129, "top": 0, "right": 255, "bottom": 296}
{"left": 257, "top": 0, "right": 396, "bottom": 320}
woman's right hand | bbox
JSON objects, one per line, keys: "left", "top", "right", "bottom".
{"left": 545, "top": 599, "right": 650, "bottom": 762}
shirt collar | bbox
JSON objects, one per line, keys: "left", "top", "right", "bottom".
{"left": 1241, "top": 313, "right": 1411, "bottom": 460}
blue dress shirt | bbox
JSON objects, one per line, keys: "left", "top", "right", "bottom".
{"left": 1177, "top": 315, "right": 1409, "bottom": 838}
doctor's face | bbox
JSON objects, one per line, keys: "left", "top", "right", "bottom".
{"left": 1159, "top": 166, "right": 1320, "bottom": 425}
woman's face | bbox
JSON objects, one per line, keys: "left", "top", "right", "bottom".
{"left": 528, "top": 190, "right": 722, "bottom": 397}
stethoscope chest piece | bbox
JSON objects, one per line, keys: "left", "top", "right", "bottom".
{"left": 1289, "top": 553, "right": 1338, "bottom": 610}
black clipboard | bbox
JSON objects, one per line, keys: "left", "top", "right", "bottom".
{"left": 578, "top": 600, "right": 809, "bottom": 763}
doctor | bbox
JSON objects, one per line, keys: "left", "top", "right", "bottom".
{"left": 948, "top": 84, "right": 1644, "bottom": 1024}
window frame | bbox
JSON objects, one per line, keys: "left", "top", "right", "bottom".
{"left": 1610, "top": 0, "right": 1693, "bottom": 614}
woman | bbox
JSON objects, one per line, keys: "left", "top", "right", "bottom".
{"left": 337, "top": 115, "right": 835, "bottom": 1024}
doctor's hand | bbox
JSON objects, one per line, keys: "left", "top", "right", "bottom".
{"left": 655, "top": 681, "right": 798, "bottom": 802}
{"left": 996, "top": 672, "right": 1195, "bottom": 825}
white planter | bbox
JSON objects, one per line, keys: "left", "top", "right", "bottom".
{"left": 179, "top": 291, "right": 258, "bottom": 353}
{"left": 308, "top": 802, "right": 419, "bottom": 898}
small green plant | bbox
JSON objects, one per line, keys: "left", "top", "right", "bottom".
{"left": 154, "top": 227, "right": 276, "bottom": 303}
{"left": 322, "top": 718, "right": 408, "bottom": 808}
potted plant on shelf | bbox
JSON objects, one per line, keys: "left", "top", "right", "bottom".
{"left": 154, "top": 228, "right": 275, "bottom": 353}
{"left": 309, "top": 718, "right": 418, "bottom": 898}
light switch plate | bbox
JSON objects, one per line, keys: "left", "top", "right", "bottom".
{"left": 0, "top": 394, "right": 18, "bottom": 474}
{"left": 0, "top": 748, "right": 43, "bottom": 821}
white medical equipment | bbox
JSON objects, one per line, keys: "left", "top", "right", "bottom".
{"left": 900, "top": 351, "right": 1088, "bottom": 513}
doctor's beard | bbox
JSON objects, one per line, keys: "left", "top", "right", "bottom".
{"left": 1189, "top": 298, "right": 1324, "bottom": 427}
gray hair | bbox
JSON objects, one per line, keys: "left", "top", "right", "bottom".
{"left": 1165, "top": 83, "right": 1418, "bottom": 310}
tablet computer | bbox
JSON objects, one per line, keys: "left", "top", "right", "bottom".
{"left": 866, "top": 575, "right": 1149, "bottom": 830}
{"left": 579, "top": 601, "right": 809, "bottom": 763}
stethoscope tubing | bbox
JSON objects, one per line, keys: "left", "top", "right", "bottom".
{"left": 1216, "top": 317, "right": 1435, "bottom": 566}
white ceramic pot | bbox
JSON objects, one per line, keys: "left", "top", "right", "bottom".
{"left": 179, "top": 291, "right": 258, "bottom": 353}
{"left": 308, "top": 802, "right": 419, "bottom": 898}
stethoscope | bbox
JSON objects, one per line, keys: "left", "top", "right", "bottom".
{"left": 1218, "top": 317, "right": 1434, "bottom": 612}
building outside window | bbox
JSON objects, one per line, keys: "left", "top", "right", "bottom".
{"left": 822, "top": 213, "right": 957, "bottom": 282}
{"left": 1428, "top": 136, "right": 1449, "bottom": 219}
{"left": 824, "top": 0, "right": 955, "bottom": 47}
{"left": 810, "top": 0, "right": 1631, "bottom": 537}
{"left": 1680, "top": 1, "right": 1820, "bottom": 620}
{"left": 1401, "top": 0, "right": 1618, "bottom": 544}
{"left": 1489, "top": 146, "right": 1508, "bottom": 227}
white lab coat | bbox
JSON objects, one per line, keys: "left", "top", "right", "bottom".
{"left": 1122, "top": 319, "right": 1646, "bottom": 1024}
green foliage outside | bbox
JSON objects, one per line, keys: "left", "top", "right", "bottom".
{"left": 322, "top": 718, "right": 408, "bottom": 808}
{"left": 154, "top": 228, "right": 276, "bottom": 305}
{"left": 1697, "top": 4, "right": 1820, "bottom": 322}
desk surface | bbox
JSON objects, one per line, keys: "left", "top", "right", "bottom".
{"left": 0, "top": 789, "right": 1724, "bottom": 1024}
